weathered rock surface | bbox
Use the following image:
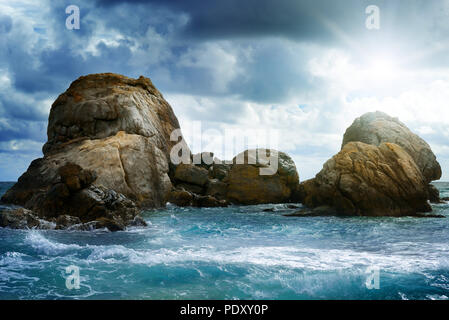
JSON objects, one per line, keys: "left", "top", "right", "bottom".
{"left": 174, "top": 164, "right": 209, "bottom": 186}
{"left": 226, "top": 149, "right": 300, "bottom": 205}
{"left": 299, "top": 142, "right": 432, "bottom": 216}
{"left": 43, "top": 73, "right": 184, "bottom": 158}
{"left": 1, "top": 73, "right": 187, "bottom": 230}
{"left": 342, "top": 111, "right": 441, "bottom": 183}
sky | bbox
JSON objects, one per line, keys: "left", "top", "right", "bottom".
{"left": 1, "top": 0, "right": 449, "bottom": 181}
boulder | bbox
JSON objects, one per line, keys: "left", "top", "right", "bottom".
{"left": 1, "top": 73, "right": 188, "bottom": 230}
{"left": 299, "top": 142, "right": 431, "bottom": 216}
{"left": 168, "top": 190, "right": 194, "bottom": 206}
{"left": 226, "top": 149, "right": 300, "bottom": 204}
{"left": 174, "top": 164, "right": 209, "bottom": 186}
{"left": 342, "top": 111, "right": 441, "bottom": 183}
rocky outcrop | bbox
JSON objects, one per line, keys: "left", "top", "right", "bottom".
{"left": 342, "top": 112, "right": 441, "bottom": 179}
{"left": 1, "top": 73, "right": 187, "bottom": 231}
{"left": 42, "top": 73, "right": 184, "bottom": 158}
{"left": 299, "top": 142, "right": 432, "bottom": 216}
{"left": 342, "top": 111, "right": 441, "bottom": 192}
{"left": 225, "top": 149, "right": 300, "bottom": 205}
{"left": 168, "top": 152, "right": 229, "bottom": 207}
{"left": 167, "top": 149, "right": 301, "bottom": 207}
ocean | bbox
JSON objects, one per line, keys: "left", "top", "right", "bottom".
{"left": 1, "top": 181, "right": 449, "bottom": 300}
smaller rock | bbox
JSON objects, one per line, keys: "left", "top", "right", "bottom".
{"left": 95, "top": 217, "right": 125, "bottom": 232}
{"left": 192, "top": 195, "right": 227, "bottom": 207}
{"left": 55, "top": 215, "right": 82, "bottom": 229}
{"left": 174, "top": 164, "right": 209, "bottom": 186}
{"left": 128, "top": 215, "right": 148, "bottom": 227}
{"left": 168, "top": 190, "right": 193, "bottom": 206}
{"left": 0, "top": 208, "right": 41, "bottom": 229}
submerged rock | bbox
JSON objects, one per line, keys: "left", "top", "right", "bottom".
{"left": 1, "top": 73, "right": 188, "bottom": 230}
{"left": 299, "top": 142, "right": 431, "bottom": 216}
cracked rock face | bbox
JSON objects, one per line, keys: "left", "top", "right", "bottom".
{"left": 1, "top": 73, "right": 186, "bottom": 230}
{"left": 342, "top": 111, "right": 441, "bottom": 183}
{"left": 299, "top": 142, "right": 431, "bottom": 216}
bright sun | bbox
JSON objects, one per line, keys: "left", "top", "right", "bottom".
{"left": 365, "top": 56, "right": 399, "bottom": 82}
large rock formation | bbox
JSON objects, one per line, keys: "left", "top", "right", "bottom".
{"left": 225, "top": 149, "right": 300, "bottom": 205}
{"left": 1, "top": 73, "right": 187, "bottom": 230}
{"left": 299, "top": 141, "right": 432, "bottom": 216}
{"left": 298, "top": 111, "right": 442, "bottom": 216}
{"left": 342, "top": 111, "right": 441, "bottom": 183}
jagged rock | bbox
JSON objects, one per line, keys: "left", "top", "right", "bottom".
{"left": 226, "top": 149, "right": 300, "bottom": 204}
{"left": 0, "top": 208, "right": 42, "bottom": 229}
{"left": 342, "top": 111, "right": 441, "bottom": 183}
{"left": 174, "top": 164, "right": 209, "bottom": 186}
{"left": 1, "top": 73, "right": 188, "bottom": 230}
{"left": 299, "top": 142, "right": 431, "bottom": 216}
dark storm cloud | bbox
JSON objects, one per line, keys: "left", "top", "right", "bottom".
{"left": 96, "top": 0, "right": 367, "bottom": 41}
{"left": 94, "top": 0, "right": 434, "bottom": 43}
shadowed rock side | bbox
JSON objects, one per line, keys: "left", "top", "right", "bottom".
{"left": 299, "top": 142, "right": 431, "bottom": 216}
{"left": 1, "top": 73, "right": 188, "bottom": 230}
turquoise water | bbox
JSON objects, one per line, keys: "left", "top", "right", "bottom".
{"left": 1, "top": 181, "right": 449, "bottom": 300}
